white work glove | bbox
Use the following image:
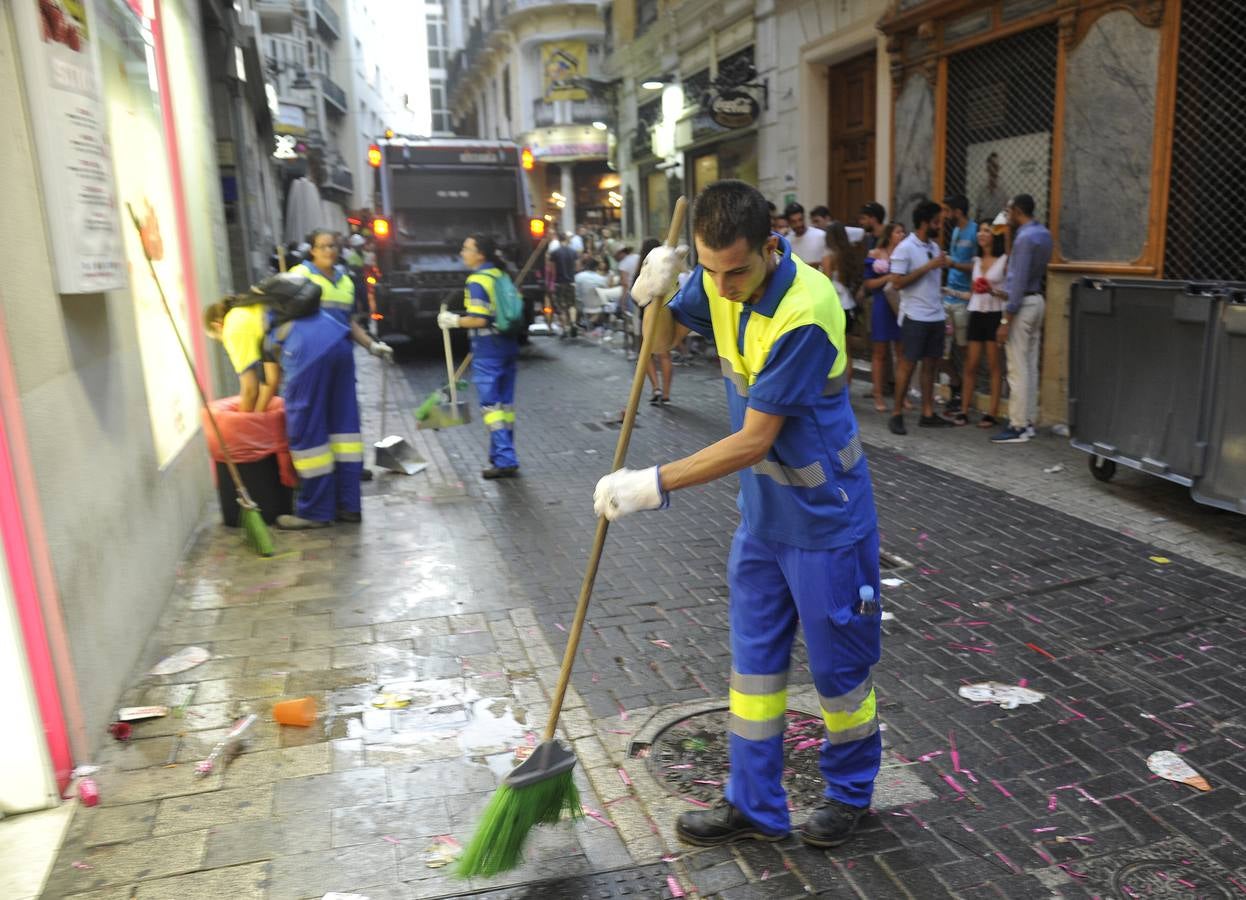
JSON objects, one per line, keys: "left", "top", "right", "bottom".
{"left": 593, "top": 466, "right": 668, "bottom": 521}
{"left": 437, "top": 310, "right": 461, "bottom": 330}
{"left": 369, "top": 340, "right": 394, "bottom": 363}
{"left": 630, "top": 245, "right": 689, "bottom": 308}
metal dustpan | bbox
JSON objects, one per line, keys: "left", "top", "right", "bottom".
{"left": 374, "top": 364, "right": 427, "bottom": 475}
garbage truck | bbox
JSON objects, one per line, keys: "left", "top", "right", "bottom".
{"left": 366, "top": 137, "right": 546, "bottom": 344}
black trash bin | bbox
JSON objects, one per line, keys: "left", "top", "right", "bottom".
{"left": 1192, "top": 290, "right": 1246, "bottom": 513}
{"left": 1068, "top": 278, "right": 1221, "bottom": 486}
{"left": 216, "top": 455, "right": 293, "bottom": 526}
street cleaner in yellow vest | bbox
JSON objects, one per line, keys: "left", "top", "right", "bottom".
{"left": 594, "top": 181, "right": 883, "bottom": 850}
{"left": 297, "top": 229, "right": 394, "bottom": 485}
{"left": 205, "top": 273, "right": 388, "bottom": 529}
{"left": 437, "top": 233, "right": 520, "bottom": 479}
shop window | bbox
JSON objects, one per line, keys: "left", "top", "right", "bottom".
{"left": 1164, "top": 0, "right": 1246, "bottom": 280}
{"left": 943, "top": 25, "right": 1057, "bottom": 224}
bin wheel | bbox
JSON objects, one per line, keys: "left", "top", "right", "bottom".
{"left": 1089, "top": 455, "right": 1116, "bottom": 482}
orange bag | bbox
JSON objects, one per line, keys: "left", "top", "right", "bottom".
{"left": 201, "top": 396, "right": 297, "bottom": 488}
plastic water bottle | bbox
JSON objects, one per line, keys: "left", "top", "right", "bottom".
{"left": 857, "top": 585, "right": 879, "bottom": 616}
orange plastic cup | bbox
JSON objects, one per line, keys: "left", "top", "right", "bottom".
{"left": 272, "top": 696, "right": 316, "bottom": 727}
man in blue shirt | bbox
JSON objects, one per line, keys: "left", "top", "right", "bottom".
{"left": 594, "top": 181, "right": 882, "bottom": 850}
{"left": 992, "top": 194, "right": 1053, "bottom": 443}
{"left": 941, "top": 194, "right": 976, "bottom": 412}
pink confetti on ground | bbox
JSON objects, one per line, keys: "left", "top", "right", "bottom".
{"left": 665, "top": 763, "right": 694, "bottom": 770}
{"left": 1076, "top": 786, "right": 1103, "bottom": 806}
{"left": 949, "top": 730, "right": 960, "bottom": 772}
{"left": 916, "top": 750, "right": 944, "bottom": 762}
{"left": 1062, "top": 835, "right": 1095, "bottom": 843}
{"left": 666, "top": 875, "right": 686, "bottom": 897}
{"left": 995, "top": 851, "right": 1019, "bottom": 873}
{"left": 618, "top": 703, "right": 629, "bottom": 721}
{"left": 761, "top": 868, "right": 771, "bottom": 880}
{"left": 794, "top": 738, "right": 822, "bottom": 752}
{"left": 605, "top": 729, "right": 630, "bottom": 734}
{"left": 1034, "top": 826, "right": 1057, "bottom": 832}
{"left": 582, "top": 806, "right": 617, "bottom": 828}
{"left": 650, "top": 639, "right": 673, "bottom": 649}
{"left": 661, "top": 854, "right": 679, "bottom": 862}
{"left": 1018, "top": 678, "right": 1029, "bottom": 687}
{"left": 553, "top": 623, "right": 566, "bottom": 631}
{"left": 382, "top": 835, "right": 401, "bottom": 844}
{"left": 1020, "top": 611, "right": 1044, "bottom": 624}
{"left": 1058, "top": 864, "right": 1088, "bottom": 879}
{"left": 692, "top": 779, "right": 722, "bottom": 786}
{"left": 1174, "top": 701, "right": 1196, "bottom": 709}
{"left": 592, "top": 672, "right": 600, "bottom": 683}
{"left": 947, "top": 643, "right": 995, "bottom": 654}
{"left": 1047, "top": 793, "right": 1059, "bottom": 812}
{"left": 71, "top": 861, "right": 93, "bottom": 870}
{"left": 991, "top": 779, "right": 1013, "bottom": 798}
{"left": 963, "top": 770, "right": 979, "bottom": 784}
{"left": 1034, "top": 848, "right": 1053, "bottom": 865}
{"left": 617, "top": 768, "right": 632, "bottom": 786}
{"left": 943, "top": 774, "right": 966, "bottom": 793}
{"left": 920, "top": 567, "right": 941, "bottom": 575}
{"left": 1176, "top": 878, "right": 1197, "bottom": 889}
{"left": 684, "top": 796, "right": 711, "bottom": 808}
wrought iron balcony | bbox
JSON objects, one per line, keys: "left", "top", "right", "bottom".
{"left": 313, "top": 0, "right": 340, "bottom": 39}
{"left": 321, "top": 73, "right": 347, "bottom": 114}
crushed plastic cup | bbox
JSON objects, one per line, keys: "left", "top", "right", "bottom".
{"left": 958, "top": 682, "right": 1046, "bottom": 709}
{"left": 272, "top": 696, "right": 317, "bottom": 727}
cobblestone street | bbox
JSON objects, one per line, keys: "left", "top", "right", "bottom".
{"left": 43, "top": 338, "right": 1246, "bottom": 899}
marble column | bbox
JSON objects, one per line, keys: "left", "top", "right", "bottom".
{"left": 1059, "top": 11, "right": 1160, "bottom": 262}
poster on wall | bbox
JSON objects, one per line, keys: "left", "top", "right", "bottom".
{"left": 11, "top": 0, "right": 126, "bottom": 294}
{"left": 965, "top": 133, "right": 1051, "bottom": 223}
{"left": 541, "top": 42, "right": 588, "bottom": 102}
{"left": 97, "top": 0, "right": 199, "bottom": 468}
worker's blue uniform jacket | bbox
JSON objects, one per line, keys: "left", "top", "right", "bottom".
{"left": 667, "top": 235, "right": 882, "bottom": 834}
{"left": 266, "top": 310, "right": 362, "bottom": 522}
{"left": 668, "top": 237, "right": 878, "bottom": 550}
{"left": 464, "top": 264, "right": 519, "bottom": 469}
{"left": 297, "top": 261, "right": 356, "bottom": 327}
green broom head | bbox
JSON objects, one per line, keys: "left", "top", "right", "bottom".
{"left": 413, "top": 390, "right": 442, "bottom": 421}
{"left": 455, "top": 740, "right": 582, "bottom": 878}
{"left": 238, "top": 501, "right": 274, "bottom": 557}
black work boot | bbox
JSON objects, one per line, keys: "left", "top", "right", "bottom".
{"left": 798, "top": 799, "right": 868, "bottom": 848}
{"left": 481, "top": 466, "right": 519, "bottom": 479}
{"left": 675, "top": 801, "right": 786, "bottom": 847}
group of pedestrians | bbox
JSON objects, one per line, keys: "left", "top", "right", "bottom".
{"left": 857, "top": 194, "right": 1052, "bottom": 443}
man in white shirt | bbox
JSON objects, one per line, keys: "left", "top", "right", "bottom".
{"left": 783, "top": 202, "right": 827, "bottom": 266}
{"left": 887, "top": 200, "right": 951, "bottom": 435}
{"left": 574, "top": 256, "right": 611, "bottom": 328}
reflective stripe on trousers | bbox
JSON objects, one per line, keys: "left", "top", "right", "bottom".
{"left": 329, "top": 432, "right": 364, "bottom": 462}
{"left": 290, "top": 443, "right": 334, "bottom": 478}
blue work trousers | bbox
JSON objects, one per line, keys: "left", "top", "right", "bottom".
{"left": 724, "top": 523, "right": 883, "bottom": 835}
{"left": 285, "top": 341, "right": 362, "bottom": 521}
{"left": 472, "top": 353, "right": 518, "bottom": 469}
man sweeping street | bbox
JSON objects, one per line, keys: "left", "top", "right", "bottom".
{"left": 594, "top": 180, "right": 883, "bottom": 849}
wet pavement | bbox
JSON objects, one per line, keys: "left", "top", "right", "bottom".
{"left": 42, "top": 336, "right": 1246, "bottom": 899}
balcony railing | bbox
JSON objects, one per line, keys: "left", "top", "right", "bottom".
{"left": 531, "top": 97, "right": 610, "bottom": 129}
{"left": 254, "top": 0, "right": 294, "bottom": 33}
{"left": 313, "top": 0, "right": 340, "bottom": 39}
{"left": 321, "top": 74, "right": 347, "bottom": 114}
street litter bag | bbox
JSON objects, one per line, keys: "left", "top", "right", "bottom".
{"left": 202, "top": 396, "right": 296, "bottom": 488}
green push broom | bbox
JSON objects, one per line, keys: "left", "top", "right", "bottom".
{"left": 125, "top": 203, "right": 274, "bottom": 558}
{"left": 456, "top": 198, "right": 687, "bottom": 878}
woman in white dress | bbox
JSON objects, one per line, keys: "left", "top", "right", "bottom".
{"left": 950, "top": 221, "right": 1007, "bottom": 427}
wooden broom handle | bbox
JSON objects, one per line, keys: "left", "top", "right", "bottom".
{"left": 543, "top": 196, "right": 687, "bottom": 741}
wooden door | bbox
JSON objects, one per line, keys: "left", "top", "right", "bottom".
{"left": 828, "top": 52, "right": 876, "bottom": 223}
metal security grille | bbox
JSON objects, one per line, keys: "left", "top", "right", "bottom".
{"left": 944, "top": 25, "right": 1058, "bottom": 224}
{"left": 1164, "top": 0, "right": 1246, "bottom": 280}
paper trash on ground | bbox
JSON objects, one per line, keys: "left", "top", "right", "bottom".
{"left": 149, "top": 646, "right": 209, "bottom": 675}
{"left": 118, "top": 706, "right": 168, "bottom": 721}
{"left": 958, "top": 682, "right": 1046, "bottom": 709}
{"left": 1147, "top": 750, "right": 1211, "bottom": 791}
{"left": 882, "top": 577, "right": 905, "bottom": 588}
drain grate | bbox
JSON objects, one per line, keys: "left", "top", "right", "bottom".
{"left": 632, "top": 708, "right": 829, "bottom": 812}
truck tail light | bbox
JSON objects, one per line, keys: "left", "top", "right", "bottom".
{"left": 367, "top": 144, "right": 382, "bottom": 167}
{"left": 372, "top": 217, "right": 390, "bottom": 240}
{"left": 529, "top": 218, "right": 545, "bottom": 240}
{"left": 521, "top": 148, "right": 534, "bottom": 170}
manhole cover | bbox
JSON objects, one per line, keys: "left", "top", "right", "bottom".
{"left": 1071, "top": 837, "right": 1234, "bottom": 898}
{"left": 636, "top": 708, "right": 828, "bottom": 811}
{"left": 1112, "top": 861, "right": 1230, "bottom": 898}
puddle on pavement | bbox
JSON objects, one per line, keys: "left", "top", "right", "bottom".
{"left": 329, "top": 677, "right": 530, "bottom": 774}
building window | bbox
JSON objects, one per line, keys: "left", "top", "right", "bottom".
{"left": 637, "top": 0, "right": 658, "bottom": 36}
{"left": 427, "top": 13, "right": 447, "bottom": 69}
{"left": 943, "top": 25, "right": 1057, "bottom": 224}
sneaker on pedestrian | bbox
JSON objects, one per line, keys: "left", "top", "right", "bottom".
{"left": 275, "top": 515, "right": 331, "bottom": 530}
{"left": 1024, "top": 423, "right": 1037, "bottom": 439}
{"left": 919, "top": 414, "right": 953, "bottom": 428}
{"left": 888, "top": 414, "right": 906, "bottom": 435}
{"left": 675, "top": 801, "right": 786, "bottom": 847}
{"left": 798, "top": 799, "right": 869, "bottom": 848}
{"left": 481, "top": 466, "right": 519, "bottom": 479}
{"left": 991, "top": 425, "right": 1030, "bottom": 443}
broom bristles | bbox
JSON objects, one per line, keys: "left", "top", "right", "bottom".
{"left": 239, "top": 505, "right": 274, "bottom": 557}
{"left": 455, "top": 770, "right": 582, "bottom": 878}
